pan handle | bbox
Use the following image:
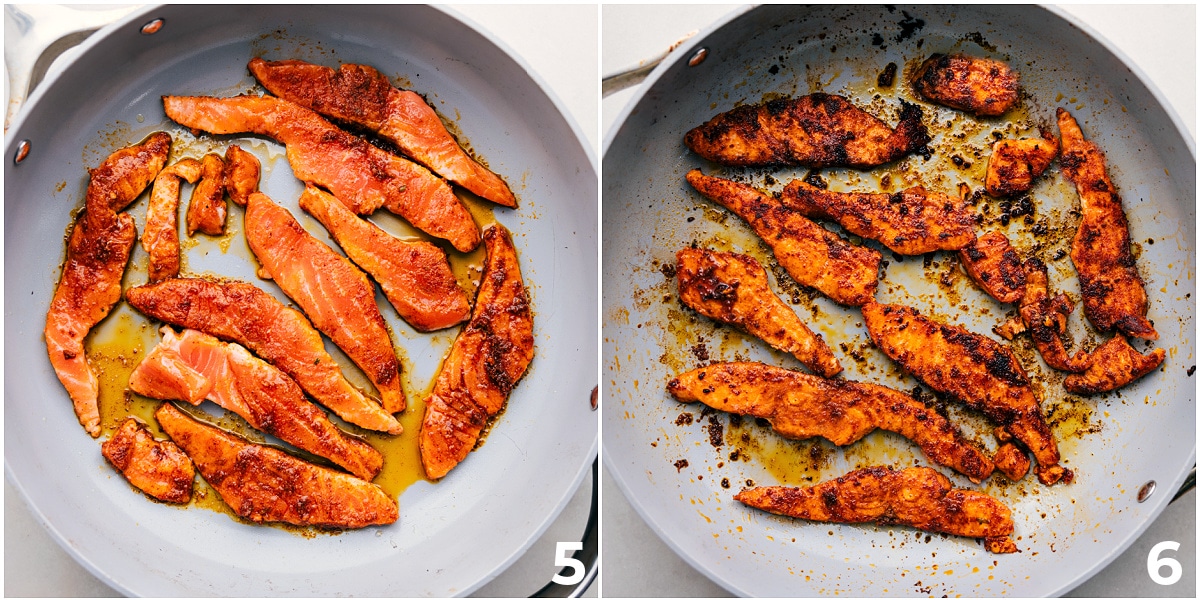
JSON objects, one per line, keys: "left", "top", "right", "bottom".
{"left": 531, "top": 457, "right": 598, "bottom": 598}
{"left": 601, "top": 30, "right": 699, "bottom": 98}
{"left": 1171, "top": 465, "right": 1195, "bottom": 503}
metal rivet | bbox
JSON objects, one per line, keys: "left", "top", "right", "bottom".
{"left": 688, "top": 47, "right": 709, "bottom": 67}
{"left": 1138, "top": 480, "right": 1156, "bottom": 503}
{"left": 590, "top": 386, "right": 598, "bottom": 411}
{"left": 140, "top": 18, "right": 164, "bottom": 35}
{"left": 14, "top": 140, "right": 30, "bottom": 164}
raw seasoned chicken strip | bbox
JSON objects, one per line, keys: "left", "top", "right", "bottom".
{"left": 1057, "top": 108, "right": 1157, "bottom": 340}
{"left": 45, "top": 133, "right": 169, "bottom": 436}
{"left": 1063, "top": 335, "right": 1165, "bottom": 395}
{"left": 1020, "top": 259, "right": 1090, "bottom": 373}
{"left": 245, "top": 192, "right": 406, "bottom": 414}
{"left": 156, "top": 403, "right": 397, "bottom": 528}
{"left": 223, "top": 144, "right": 260, "bottom": 206}
{"left": 782, "top": 179, "right": 977, "bottom": 255}
{"left": 420, "top": 225, "right": 534, "bottom": 479}
{"left": 862, "top": 302, "right": 1071, "bottom": 485}
{"left": 685, "top": 93, "right": 929, "bottom": 168}
{"left": 144, "top": 158, "right": 201, "bottom": 283}
{"left": 675, "top": 248, "right": 841, "bottom": 377}
{"left": 958, "top": 231, "right": 1025, "bottom": 304}
{"left": 986, "top": 130, "right": 1058, "bottom": 197}
{"left": 130, "top": 327, "right": 383, "bottom": 480}
{"left": 736, "top": 466, "right": 1017, "bottom": 553}
{"left": 668, "top": 362, "right": 993, "bottom": 482}
{"left": 685, "top": 170, "right": 879, "bottom": 306}
{"left": 185, "top": 153, "right": 227, "bottom": 236}
{"left": 912, "top": 54, "right": 1019, "bottom": 116}
{"left": 102, "top": 417, "right": 194, "bottom": 503}
{"left": 163, "top": 94, "right": 479, "bottom": 251}
{"left": 299, "top": 184, "right": 470, "bottom": 331}
{"left": 249, "top": 57, "right": 517, "bottom": 207}
{"left": 125, "top": 278, "right": 401, "bottom": 434}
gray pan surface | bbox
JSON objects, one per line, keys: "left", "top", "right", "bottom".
{"left": 5, "top": 5, "right": 597, "bottom": 596}
{"left": 603, "top": 4, "right": 1194, "bottom": 596}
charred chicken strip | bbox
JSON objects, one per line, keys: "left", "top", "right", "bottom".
{"left": 1020, "top": 259, "right": 1090, "bottom": 372}
{"left": 1058, "top": 108, "right": 1157, "bottom": 340}
{"left": 736, "top": 466, "right": 1018, "bottom": 553}
{"left": 223, "top": 144, "right": 260, "bottom": 206}
{"left": 912, "top": 54, "right": 1020, "bottom": 117}
{"left": 1063, "top": 334, "right": 1165, "bottom": 395}
{"left": 156, "top": 403, "right": 397, "bottom": 528}
{"left": 992, "top": 442, "right": 1031, "bottom": 481}
{"left": 163, "top": 94, "right": 479, "bottom": 251}
{"left": 685, "top": 170, "right": 880, "bottom": 307}
{"left": 667, "top": 362, "right": 993, "bottom": 482}
{"left": 781, "top": 180, "right": 977, "bottom": 255}
{"left": 675, "top": 249, "right": 842, "bottom": 378}
{"left": 299, "top": 184, "right": 470, "bottom": 332}
{"left": 249, "top": 57, "right": 517, "bottom": 208}
{"left": 420, "top": 225, "right": 534, "bottom": 479}
{"left": 861, "top": 302, "right": 1070, "bottom": 485}
{"left": 985, "top": 130, "right": 1058, "bottom": 197}
{"left": 130, "top": 327, "right": 384, "bottom": 480}
{"left": 125, "top": 278, "right": 402, "bottom": 434}
{"left": 684, "top": 93, "right": 929, "bottom": 168}
{"left": 144, "top": 158, "right": 202, "bottom": 283}
{"left": 245, "top": 192, "right": 406, "bottom": 414}
{"left": 958, "top": 231, "right": 1025, "bottom": 304}
{"left": 102, "top": 417, "right": 194, "bottom": 504}
{"left": 45, "top": 133, "right": 170, "bottom": 436}
{"left": 185, "top": 153, "right": 227, "bottom": 236}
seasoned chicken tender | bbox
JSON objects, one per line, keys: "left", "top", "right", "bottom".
{"left": 913, "top": 54, "right": 1020, "bottom": 116}
{"left": 1057, "top": 108, "right": 1157, "bottom": 340}
{"left": 862, "top": 302, "right": 1071, "bottom": 485}
{"left": 1063, "top": 334, "right": 1165, "bottom": 395}
{"left": 684, "top": 93, "right": 929, "bottom": 168}
{"left": 102, "top": 417, "right": 194, "bottom": 504}
{"left": 420, "top": 225, "right": 534, "bottom": 479}
{"left": 223, "top": 144, "right": 260, "bottom": 206}
{"left": 781, "top": 180, "right": 977, "bottom": 255}
{"left": 993, "top": 442, "right": 1031, "bottom": 481}
{"left": 156, "top": 403, "right": 397, "bottom": 528}
{"left": 986, "top": 130, "right": 1058, "bottom": 197}
{"left": 958, "top": 231, "right": 1025, "bottom": 304}
{"left": 685, "top": 170, "right": 879, "bottom": 307}
{"left": 668, "top": 362, "right": 993, "bottom": 482}
{"left": 185, "top": 153, "right": 227, "bottom": 236}
{"left": 675, "top": 249, "right": 841, "bottom": 377}
{"left": 736, "top": 466, "right": 1018, "bottom": 553}
{"left": 144, "top": 158, "right": 201, "bottom": 283}
{"left": 1020, "top": 259, "right": 1090, "bottom": 373}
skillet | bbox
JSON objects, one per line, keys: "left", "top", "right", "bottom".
{"left": 603, "top": 4, "right": 1194, "bottom": 596}
{"left": 4, "top": 5, "right": 597, "bottom": 596}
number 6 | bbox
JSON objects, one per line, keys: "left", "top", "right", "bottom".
{"left": 1147, "top": 541, "right": 1182, "bottom": 585}
{"left": 552, "top": 541, "right": 585, "bottom": 586}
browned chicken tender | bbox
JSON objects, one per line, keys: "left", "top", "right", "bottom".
{"left": 1020, "top": 259, "right": 1090, "bottom": 372}
{"left": 223, "top": 144, "right": 260, "bottom": 206}
{"left": 986, "top": 130, "right": 1058, "bottom": 197}
{"left": 102, "top": 417, "right": 194, "bottom": 504}
{"left": 781, "top": 180, "right": 977, "bottom": 255}
{"left": 156, "top": 403, "right": 397, "bottom": 528}
{"left": 684, "top": 93, "right": 929, "bottom": 168}
{"left": 1063, "top": 334, "right": 1165, "bottom": 395}
{"left": 185, "top": 153, "right": 227, "bottom": 236}
{"left": 958, "top": 231, "right": 1025, "bottom": 303}
{"left": 912, "top": 54, "right": 1019, "bottom": 116}
{"left": 992, "top": 442, "right": 1031, "bottom": 481}
{"left": 862, "top": 302, "right": 1071, "bottom": 486}
{"left": 1057, "top": 108, "right": 1157, "bottom": 340}
{"left": 736, "top": 466, "right": 1018, "bottom": 553}
{"left": 668, "top": 362, "right": 993, "bottom": 482}
{"left": 686, "top": 170, "right": 879, "bottom": 307}
{"left": 675, "top": 249, "right": 841, "bottom": 377}
{"left": 144, "top": 158, "right": 202, "bottom": 283}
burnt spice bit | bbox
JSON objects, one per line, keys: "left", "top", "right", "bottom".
{"left": 674, "top": 459, "right": 689, "bottom": 472}
{"left": 675, "top": 412, "right": 694, "bottom": 426}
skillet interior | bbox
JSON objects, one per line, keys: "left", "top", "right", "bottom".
{"left": 4, "top": 5, "right": 597, "bottom": 596}
{"left": 603, "top": 4, "right": 1194, "bottom": 596}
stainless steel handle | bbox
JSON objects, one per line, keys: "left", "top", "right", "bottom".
{"left": 531, "top": 458, "right": 598, "bottom": 598}
{"left": 1171, "top": 465, "right": 1195, "bottom": 503}
{"left": 601, "top": 30, "right": 699, "bottom": 98}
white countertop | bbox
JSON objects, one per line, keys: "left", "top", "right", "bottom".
{"left": 3, "top": 4, "right": 598, "bottom": 597}
{"left": 601, "top": 4, "right": 1194, "bottom": 598}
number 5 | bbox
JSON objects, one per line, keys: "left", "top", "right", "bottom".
{"left": 1148, "top": 541, "right": 1182, "bottom": 585}
{"left": 552, "top": 541, "right": 585, "bottom": 586}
